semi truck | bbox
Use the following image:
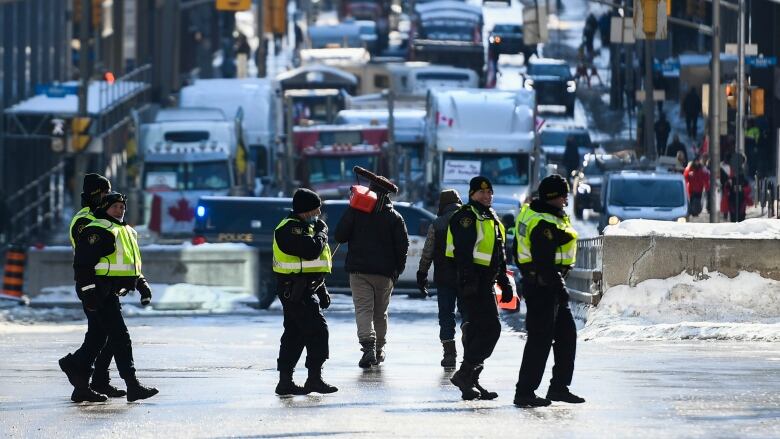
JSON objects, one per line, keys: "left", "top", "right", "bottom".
{"left": 425, "top": 88, "right": 537, "bottom": 216}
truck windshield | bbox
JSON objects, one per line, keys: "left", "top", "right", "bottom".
{"left": 442, "top": 153, "right": 529, "bottom": 186}
{"left": 309, "top": 155, "right": 378, "bottom": 184}
{"left": 540, "top": 131, "right": 591, "bottom": 147}
{"left": 529, "top": 64, "right": 572, "bottom": 78}
{"left": 319, "top": 131, "right": 364, "bottom": 145}
{"left": 609, "top": 179, "right": 685, "bottom": 208}
{"left": 144, "top": 161, "right": 231, "bottom": 191}
{"left": 421, "top": 23, "right": 475, "bottom": 41}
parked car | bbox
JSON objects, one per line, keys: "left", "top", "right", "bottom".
{"left": 522, "top": 58, "right": 576, "bottom": 115}
{"left": 539, "top": 124, "right": 594, "bottom": 170}
{"left": 598, "top": 170, "right": 689, "bottom": 233}
{"left": 193, "top": 196, "right": 435, "bottom": 308}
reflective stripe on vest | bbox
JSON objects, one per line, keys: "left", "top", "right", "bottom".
{"left": 444, "top": 205, "right": 505, "bottom": 266}
{"left": 272, "top": 218, "right": 332, "bottom": 274}
{"left": 514, "top": 204, "right": 577, "bottom": 266}
{"left": 88, "top": 219, "right": 143, "bottom": 276}
{"left": 69, "top": 207, "right": 95, "bottom": 248}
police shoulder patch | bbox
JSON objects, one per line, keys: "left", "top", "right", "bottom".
{"left": 543, "top": 228, "right": 554, "bottom": 240}
{"left": 291, "top": 227, "right": 303, "bottom": 235}
{"left": 459, "top": 216, "right": 473, "bottom": 228}
{"left": 88, "top": 234, "right": 100, "bottom": 245}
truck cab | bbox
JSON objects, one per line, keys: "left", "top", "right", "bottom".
{"left": 426, "top": 88, "right": 536, "bottom": 216}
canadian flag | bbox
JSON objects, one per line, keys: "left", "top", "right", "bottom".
{"left": 436, "top": 111, "right": 454, "bottom": 127}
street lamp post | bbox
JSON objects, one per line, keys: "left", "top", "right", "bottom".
{"left": 709, "top": 0, "right": 720, "bottom": 223}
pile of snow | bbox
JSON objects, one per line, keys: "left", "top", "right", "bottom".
{"left": 604, "top": 218, "right": 780, "bottom": 239}
{"left": 581, "top": 271, "right": 780, "bottom": 341}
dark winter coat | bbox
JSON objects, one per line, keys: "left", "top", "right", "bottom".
{"left": 419, "top": 202, "right": 460, "bottom": 288}
{"left": 335, "top": 198, "right": 409, "bottom": 280}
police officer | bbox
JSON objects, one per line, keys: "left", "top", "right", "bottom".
{"left": 417, "top": 189, "right": 464, "bottom": 368}
{"left": 60, "top": 192, "right": 158, "bottom": 403}
{"left": 273, "top": 188, "right": 337, "bottom": 395}
{"left": 513, "top": 174, "right": 584, "bottom": 407}
{"left": 64, "top": 173, "right": 134, "bottom": 399}
{"left": 446, "top": 176, "right": 515, "bottom": 400}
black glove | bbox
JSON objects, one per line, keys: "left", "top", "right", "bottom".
{"left": 416, "top": 271, "right": 429, "bottom": 298}
{"left": 314, "top": 219, "right": 328, "bottom": 236}
{"left": 498, "top": 276, "right": 515, "bottom": 303}
{"left": 314, "top": 280, "right": 330, "bottom": 309}
{"left": 76, "top": 283, "right": 99, "bottom": 311}
{"left": 137, "top": 278, "right": 152, "bottom": 306}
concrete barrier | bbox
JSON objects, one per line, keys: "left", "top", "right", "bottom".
{"left": 23, "top": 244, "right": 259, "bottom": 297}
{"left": 601, "top": 235, "right": 780, "bottom": 291}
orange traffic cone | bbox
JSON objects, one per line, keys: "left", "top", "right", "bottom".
{"left": 2, "top": 246, "right": 27, "bottom": 302}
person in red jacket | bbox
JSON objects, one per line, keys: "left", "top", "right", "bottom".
{"left": 719, "top": 154, "right": 753, "bottom": 222}
{"left": 683, "top": 158, "right": 710, "bottom": 217}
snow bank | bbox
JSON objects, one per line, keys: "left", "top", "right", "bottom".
{"left": 604, "top": 218, "right": 780, "bottom": 239}
{"left": 581, "top": 271, "right": 780, "bottom": 341}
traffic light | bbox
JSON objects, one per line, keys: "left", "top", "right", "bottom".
{"left": 92, "top": 0, "right": 102, "bottom": 28}
{"left": 103, "top": 71, "right": 115, "bottom": 84}
{"left": 216, "top": 0, "right": 251, "bottom": 11}
{"left": 642, "top": 0, "right": 659, "bottom": 37}
{"left": 71, "top": 117, "right": 92, "bottom": 152}
{"left": 751, "top": 88, "right": 765, "bottom": 116}
{"left": 667, "top": 0, "right": 672, "bottom": 17}
{"left": 725, "top": 81, "right": 737, "bottom": 109}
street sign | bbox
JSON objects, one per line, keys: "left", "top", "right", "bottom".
{"left": 215, "top": 0, "right": 251, "bottom": 11}
{"left": 34, "top": 83, "right": 79, "bottom": 98}
{"left": 523, "top": 6, "right": 549, "bottom": 45}
{"left": 634, "top": 0, "right": 668, "bottom": 40}
{"left": 725, "top": 43, "right": 758, "bottom": 56}
{"left": 746, "top": 56, "right": 777, "bottom": 68}
{"left": 610, "top": 17, "right": 636, "bottom": 44}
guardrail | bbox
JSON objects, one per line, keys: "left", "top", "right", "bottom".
{"left": 566, "top": 237, "right": 603, "bottom": 305}
{"left": 756, "top": 176, "right": 779, "bottom": 218}
{"left": 1, "top": 161, "right": 65, "bottom": 251}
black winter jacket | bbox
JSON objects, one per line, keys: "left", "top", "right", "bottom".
{"left": 418, "top": 202, "right": 460, "bottom": 288}
{"left": 335, "top": 198, "right": 409, "bottom": 279}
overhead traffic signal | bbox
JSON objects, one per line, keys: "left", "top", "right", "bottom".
{"left": 750, "top": 88, "right": 765, "bottom": 116}
{"left": 71, "top": 117, "right": 92, "bottom": 152}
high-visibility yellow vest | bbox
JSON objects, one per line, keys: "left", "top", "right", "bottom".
{"left": 86, "top": 219, "right": 143, "bottom": 277}
{"left": 69, "top": 207, "right": 95, "bottom": 248}
{"left": 514, "top": 204, "right": 577, "bottom": 266}
{"left": 272, "top": 218, "right": 332, "bottom": 274}
{"left": 444, "top": 205, "right": 505, "bottom": 266}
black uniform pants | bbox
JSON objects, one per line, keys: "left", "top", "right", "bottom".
{"left": 71, "top": 294, "right": 136, "bottom": 380}
{"left": 515, "top": 286, "right": 577, "bottom": 395}
{"left": 277, "top": 292, "right": 329, "bottom": 372}
{"left": 460, "top": 283, "right": 501, "bottom": 366}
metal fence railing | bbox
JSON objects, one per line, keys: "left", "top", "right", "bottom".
{"left": 1, "top": 161, "right": 65, "bottom": 251}
{"left": 755, "top": 176, "right": 779, "bottom": 218}
{"left": 567, "top": 236, "right": 604, "bottom": 305}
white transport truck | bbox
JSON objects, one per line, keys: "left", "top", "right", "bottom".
{"left": 179, "top": 78, "right": 276, "bottom": 195}
{"left": 425, "top": 88, "right": 537, "bottom": 216}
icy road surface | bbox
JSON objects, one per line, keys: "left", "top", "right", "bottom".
{"left": 1, "top": 295, "right": 779, "bottom": 438}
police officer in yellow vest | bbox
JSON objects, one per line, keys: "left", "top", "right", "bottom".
{"left": 513, "top": 174, "right": 585, "bottom": 407}
{"left": 272, "top": 188, "right": 337, "bottom": 396}
{"left": 62, "top": 173, "right": 134, "bottom": 401}
{"left": 446, "top": 176, "right": 515, "bottom": 401}
{"left": 61, "top": 192, "right": 158, "bottom": 403}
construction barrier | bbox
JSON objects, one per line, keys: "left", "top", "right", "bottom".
{"left": 23, "top": 244, "right": 260, "bottom": 298}
{"left": 2, "top": 246, "right": 27, "bottom": 302}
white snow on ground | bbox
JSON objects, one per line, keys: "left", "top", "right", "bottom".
{"left": 604, "top": 218, "right": 780, "bottom": 239}
{"left": 581, "top": 271, "right": 780, "bottom": 341}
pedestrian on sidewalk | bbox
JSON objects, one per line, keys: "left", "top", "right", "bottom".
{"left": 720, "top": 154, "right": 753, "bottom": 222}
{"left": 66, "top": 174, "right": 132, "bottom": 400}
{"left": 272, "top": 188, "right": 337, "bottom": 395}
{"left": 684, "top": 158, "right": 710, "bottom": 217}
{"left": 60, "top": 192, "right": 158, "bottom": 403}
{"left": 683, "top": 87, "right": 702, "bottom": 140}
{"left": 513, "top": 174, "right": 584, "bottom": 407}
{"left": 664, "top": 134, "right": 688, "bottom": 164}
{"left": 447, "top": 177, "right": 514, "bottom": 401}
{"left": 335, "top": 176, "right": 408, "bottom": 368}
{"left": 417, "top": 189, "right": 464, "bottom": 369}
{"left": 654, "top": 111, "right": 671, "bottom": 158}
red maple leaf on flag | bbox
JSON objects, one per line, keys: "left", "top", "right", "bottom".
{"left": 168, "top": 198, "right": 195, "bottom": 222}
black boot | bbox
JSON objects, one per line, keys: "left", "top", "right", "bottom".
{"left": 440, "top": 340, "right": 456, "bottom": 368}
{"left": 513, "top": 392, "right": 552, "bottom": 407}
{"left": 546, "top": 387, "right": 586, "bottom": 404}
{"left": 275, "top": 370, "right": 309, "bottom": 396}
{"left": 376, "top": 344, "right": 386, "bottom": 364}
{"left": 60, "top": 354, "right": 107, "bottom": 403}
{"left": 358, "top": 341, "right": 376, "bottom": 368}
{"left": 450, "top": 361, "right": 480, "bottom": 400}
{"left": 472, "top": 365, "right": 498, "bottom": 400}
{"left": 71, "top": 387, "right": 108, "bottom": 403}
{"left": 125, "top": 377, "right": 159, "bottom": 402}
{"left": 303, "top": 368, "right": 338, "bottom": 394}
{"left": 91, "top": 369, "right": 126, "bottom": 398}
{"left": 58, "top": 354, "right": 83, "bottom": 388}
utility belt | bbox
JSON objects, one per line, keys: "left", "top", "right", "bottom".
{"left": 518, "top": 263, "right": 571, "bottom": 282}
{"left": 281, "top": 275, "right": 324, "bottom": 303}
{"left": 95, "top": 276, "right": 137, "bottom": 297}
